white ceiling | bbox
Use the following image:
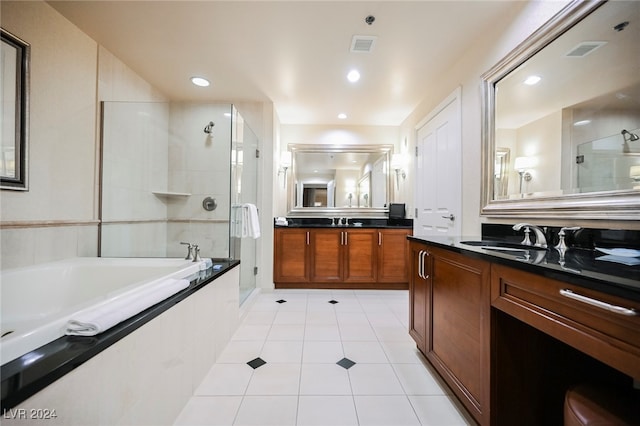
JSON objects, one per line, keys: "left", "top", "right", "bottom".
{"left": 48, "top": 1, "right": 522, "bottom": 126}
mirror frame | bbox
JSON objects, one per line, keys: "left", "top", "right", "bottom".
{"left": 1, "top": 28, "right": 30, "bottom": 191}
{"left": 480, "top": 0, "right": 640, "bottom": 220}
{"left": 286, "top": 144, "right": 393, "bottom": 217}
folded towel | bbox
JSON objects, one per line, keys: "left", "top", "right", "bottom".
{"left": 65, "top": 278, "right": 189, "bottom": 336}
{"left": 243, "top": 203, "right": 261, "bottom": 239}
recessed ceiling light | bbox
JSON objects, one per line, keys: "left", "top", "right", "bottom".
{"left": 523, "top": 75, "right": 541, "bottom": 86}
{"left": 574, "top": 120, "right": 591, "bottom": 126}
{"left": 338, "top": 113, "right": 347, "bottom": 119}
{"left": 347, "top": 70, "right": 360, "bottom": 83}
{"left": 191, "top": 76, "right": 210, "bottom": 87}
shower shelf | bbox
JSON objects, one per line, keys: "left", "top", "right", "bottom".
{"left": 152, "top": 191, "right": 191, "bottom": 197}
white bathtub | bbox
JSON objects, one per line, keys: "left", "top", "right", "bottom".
{"left": 1, "top": 257, "right": 204, "bottom": 366}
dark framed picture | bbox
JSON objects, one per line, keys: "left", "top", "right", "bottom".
{"left": 1, "top": 28, "right": 30, "bottom": 190}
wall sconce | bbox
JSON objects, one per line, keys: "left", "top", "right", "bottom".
{"left": 630, "top": 165, "right": 640, "bottom": 189}
{"left": 390, "top": 153, "right": 406, "bottom": 190}
{"left": 278, "top": 151, "right": 292, "bottom": 188}
{"left": 514, "top": 156, "right": 533, "bottom": 193}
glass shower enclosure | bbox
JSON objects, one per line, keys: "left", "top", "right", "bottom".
{"left": 100, "top": 101, "right": 257, "bottom": 304}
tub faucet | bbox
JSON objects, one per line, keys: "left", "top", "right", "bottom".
{"left": 512, "top": 223, "right": 548, "bottom": 248}
{"left": 180, "top": 242, "right": 194, "bottom": 260}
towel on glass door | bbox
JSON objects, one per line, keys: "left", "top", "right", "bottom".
{"left": 243, "top": 203, "right": 261, "bottom": 239}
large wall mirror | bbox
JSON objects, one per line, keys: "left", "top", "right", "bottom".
{"left": 481, "top": 0, "right": 640, "bottom": 219}
{"left": 286, "top": 144, "right": 393, "bottom": 217}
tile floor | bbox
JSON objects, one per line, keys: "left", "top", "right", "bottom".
{"left": 173, "top": 289, "right": 472, "bottom": 426}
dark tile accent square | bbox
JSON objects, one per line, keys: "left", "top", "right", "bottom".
{"left": 328, "top": 300, "right": 339, "bottom": 304}
{"left": 247, "top": 357, "right": 267, "bottom": 369}
{"left": 276, "top": 299, "right": 287, "bottom": 304}
{"left": 336, "top": 357, "right": 356, "bottom": 369}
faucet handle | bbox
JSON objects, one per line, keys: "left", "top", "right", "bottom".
{"left": 520, "top": 227, "right": 532, "bottom": 246}
{"left": 192, "top": 245, "right": 201, "bottom": 262}
{"left": 555, "top": 227, "right": 581, "bottom": 251}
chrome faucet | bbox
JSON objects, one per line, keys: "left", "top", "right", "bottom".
{"left": 512, "top": 223, "right": 548, "bottom": 248}
{"left": 180, "top": 242, "right": 194, "bottom": 260}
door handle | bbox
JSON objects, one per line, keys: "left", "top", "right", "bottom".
{"left": 441, "top": 214, "right": 455, "bottom": 221}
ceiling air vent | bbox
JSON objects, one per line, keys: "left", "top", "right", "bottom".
{"left": 350, "top": 35, "right": 377, "bottom": 53}
{"left": 565, "top": 41, "right": 607, "bottom": 58}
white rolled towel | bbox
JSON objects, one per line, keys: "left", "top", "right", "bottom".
{"left": 65, "top": 278, "right": 190, "bottom": 336}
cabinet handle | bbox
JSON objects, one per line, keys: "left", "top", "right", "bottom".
{"left": 559, "top": 289, "right": 637, "bottom": 316}
{"left": 344, "top": 231, "right": 348, "bottom": 245}
{"left": 422, "top": 251, "right": 429, "bottom": 279}
{"left": 418, "top": 250, "right": 426, "bottom": 279}
{"left": 378, "top": 232, "right": 382, "bottom": 246}
{"left": 306, "top": 231, "right": 309, "bottom": 245}
{"left": 340, "top": 231, "right": 344, "bottom": 245}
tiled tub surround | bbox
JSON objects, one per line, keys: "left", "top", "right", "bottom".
{"left": 1, "top": 259, "right": 240, "bottom": 424}
{"left": 1, "top": 257, "right": 207, "bottom": 366}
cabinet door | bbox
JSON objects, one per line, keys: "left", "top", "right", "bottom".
{"left": 377, "top": 229, "right": 411, "bottom": 283}
{"left": 343, "top": 229, "right": 377, "bottom": 283}
{"left": 274, "top": 228, "right": 309, "bottom": 283}
{"left": 428, "top": 245, "right": 491, "bottom": 426}
{"left": 310, "top": 229, "right": 342, "bottom": 282}
{"left": 409, "top": 241, "right": 430, "bottom": 354}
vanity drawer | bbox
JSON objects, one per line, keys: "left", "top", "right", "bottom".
{"left": 491, "top": 264, "right": 640, "bottom": 379}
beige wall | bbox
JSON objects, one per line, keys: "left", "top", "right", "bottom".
{"left": 1, "top": 1, "right": 99, "bottom": 268}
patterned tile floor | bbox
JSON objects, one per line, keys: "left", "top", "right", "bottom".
{"left": 173, "top": 289, "right": 472, "bottom": 426}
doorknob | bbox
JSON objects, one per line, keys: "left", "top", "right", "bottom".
{"left": 441, "top": 214, "right": 455, "bottom": 221}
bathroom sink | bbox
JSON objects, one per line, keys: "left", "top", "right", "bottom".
{"left": 460, "top": 240, "right": 548, "bottom": 252}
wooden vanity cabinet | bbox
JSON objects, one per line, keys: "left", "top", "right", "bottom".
{"left": 409, "top": 241, "right": 430, "bottom": 353}
{"left": 378, "top": 229, "right": 412, "bottom": 283}
{"left": 409, "top": 242, "right": 491, "bottom": 425}
{"left": 275, "top": 227, "right": 410, "bottom": 289}
{"left": 309, "top": 228, "right": 377, "bottom": 283}
{"left": 273, "top": 227, "right": 310, "bottom": 283}
{"left": 491, "top": 263, "right": 640, "bottom": 381}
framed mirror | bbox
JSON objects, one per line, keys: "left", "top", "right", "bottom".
{"left": 286, "top": 144, "right": 393, "bottom": 217}
{"left": 1, "top": 28, "right": 30, "bottom": 190}
{"left": 481, "top": 0, "right": 640, "bottom": 219}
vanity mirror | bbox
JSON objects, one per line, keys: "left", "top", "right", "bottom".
{"left": 286, "top": 144, "right": 393, "bottom": 217}
{"left": 481, "top": 0, "right": 640, "bottom": 219}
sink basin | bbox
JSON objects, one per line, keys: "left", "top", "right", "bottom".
{"left": 460, "top": 240, "right": 547, "bottom": 252}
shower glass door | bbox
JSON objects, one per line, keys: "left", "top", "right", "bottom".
{"left": 230, "top": 106, "right": 258, "bottom": 304}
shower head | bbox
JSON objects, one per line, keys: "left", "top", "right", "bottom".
{"left": 622, "top": 129, "right": 639, "bottom": 141}
{"left": 204, "top": 121, "right": 215, "bottom": 134}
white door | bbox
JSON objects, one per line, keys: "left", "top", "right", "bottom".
{"left": 414, "top": 88, "right": 462, "bottom": 236}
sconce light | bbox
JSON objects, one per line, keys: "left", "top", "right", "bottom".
{"left": 390, "top": 153, "right": 406, "bottom": 190}
{"left": 630, "top": 165, "right": 640, "bottom": 189}
{"left": 278, "top": 151, "right": 292, "bottom": 188}
{"left": 514, "top": 156, "right": 534, "bottom": 194}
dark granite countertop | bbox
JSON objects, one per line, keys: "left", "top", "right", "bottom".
{"left": 408, "top": 235, "right": 640, "bottom": 303}
{"left": 0, "top": 258, "right": 240, "bottom": 411}
{"left": 275, "top": 217, "right": 413, "bottom": 229}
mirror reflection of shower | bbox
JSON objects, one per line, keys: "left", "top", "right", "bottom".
{"left": 622, "top": 129, "right": 640, "bottom": 154}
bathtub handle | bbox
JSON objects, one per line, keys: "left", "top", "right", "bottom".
{"left": 180, "top": 242, "right": 194, "bottom": 260}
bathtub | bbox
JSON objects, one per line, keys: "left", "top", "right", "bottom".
{"left": 1, "top": 257, "right": 204, "bottom": 366}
